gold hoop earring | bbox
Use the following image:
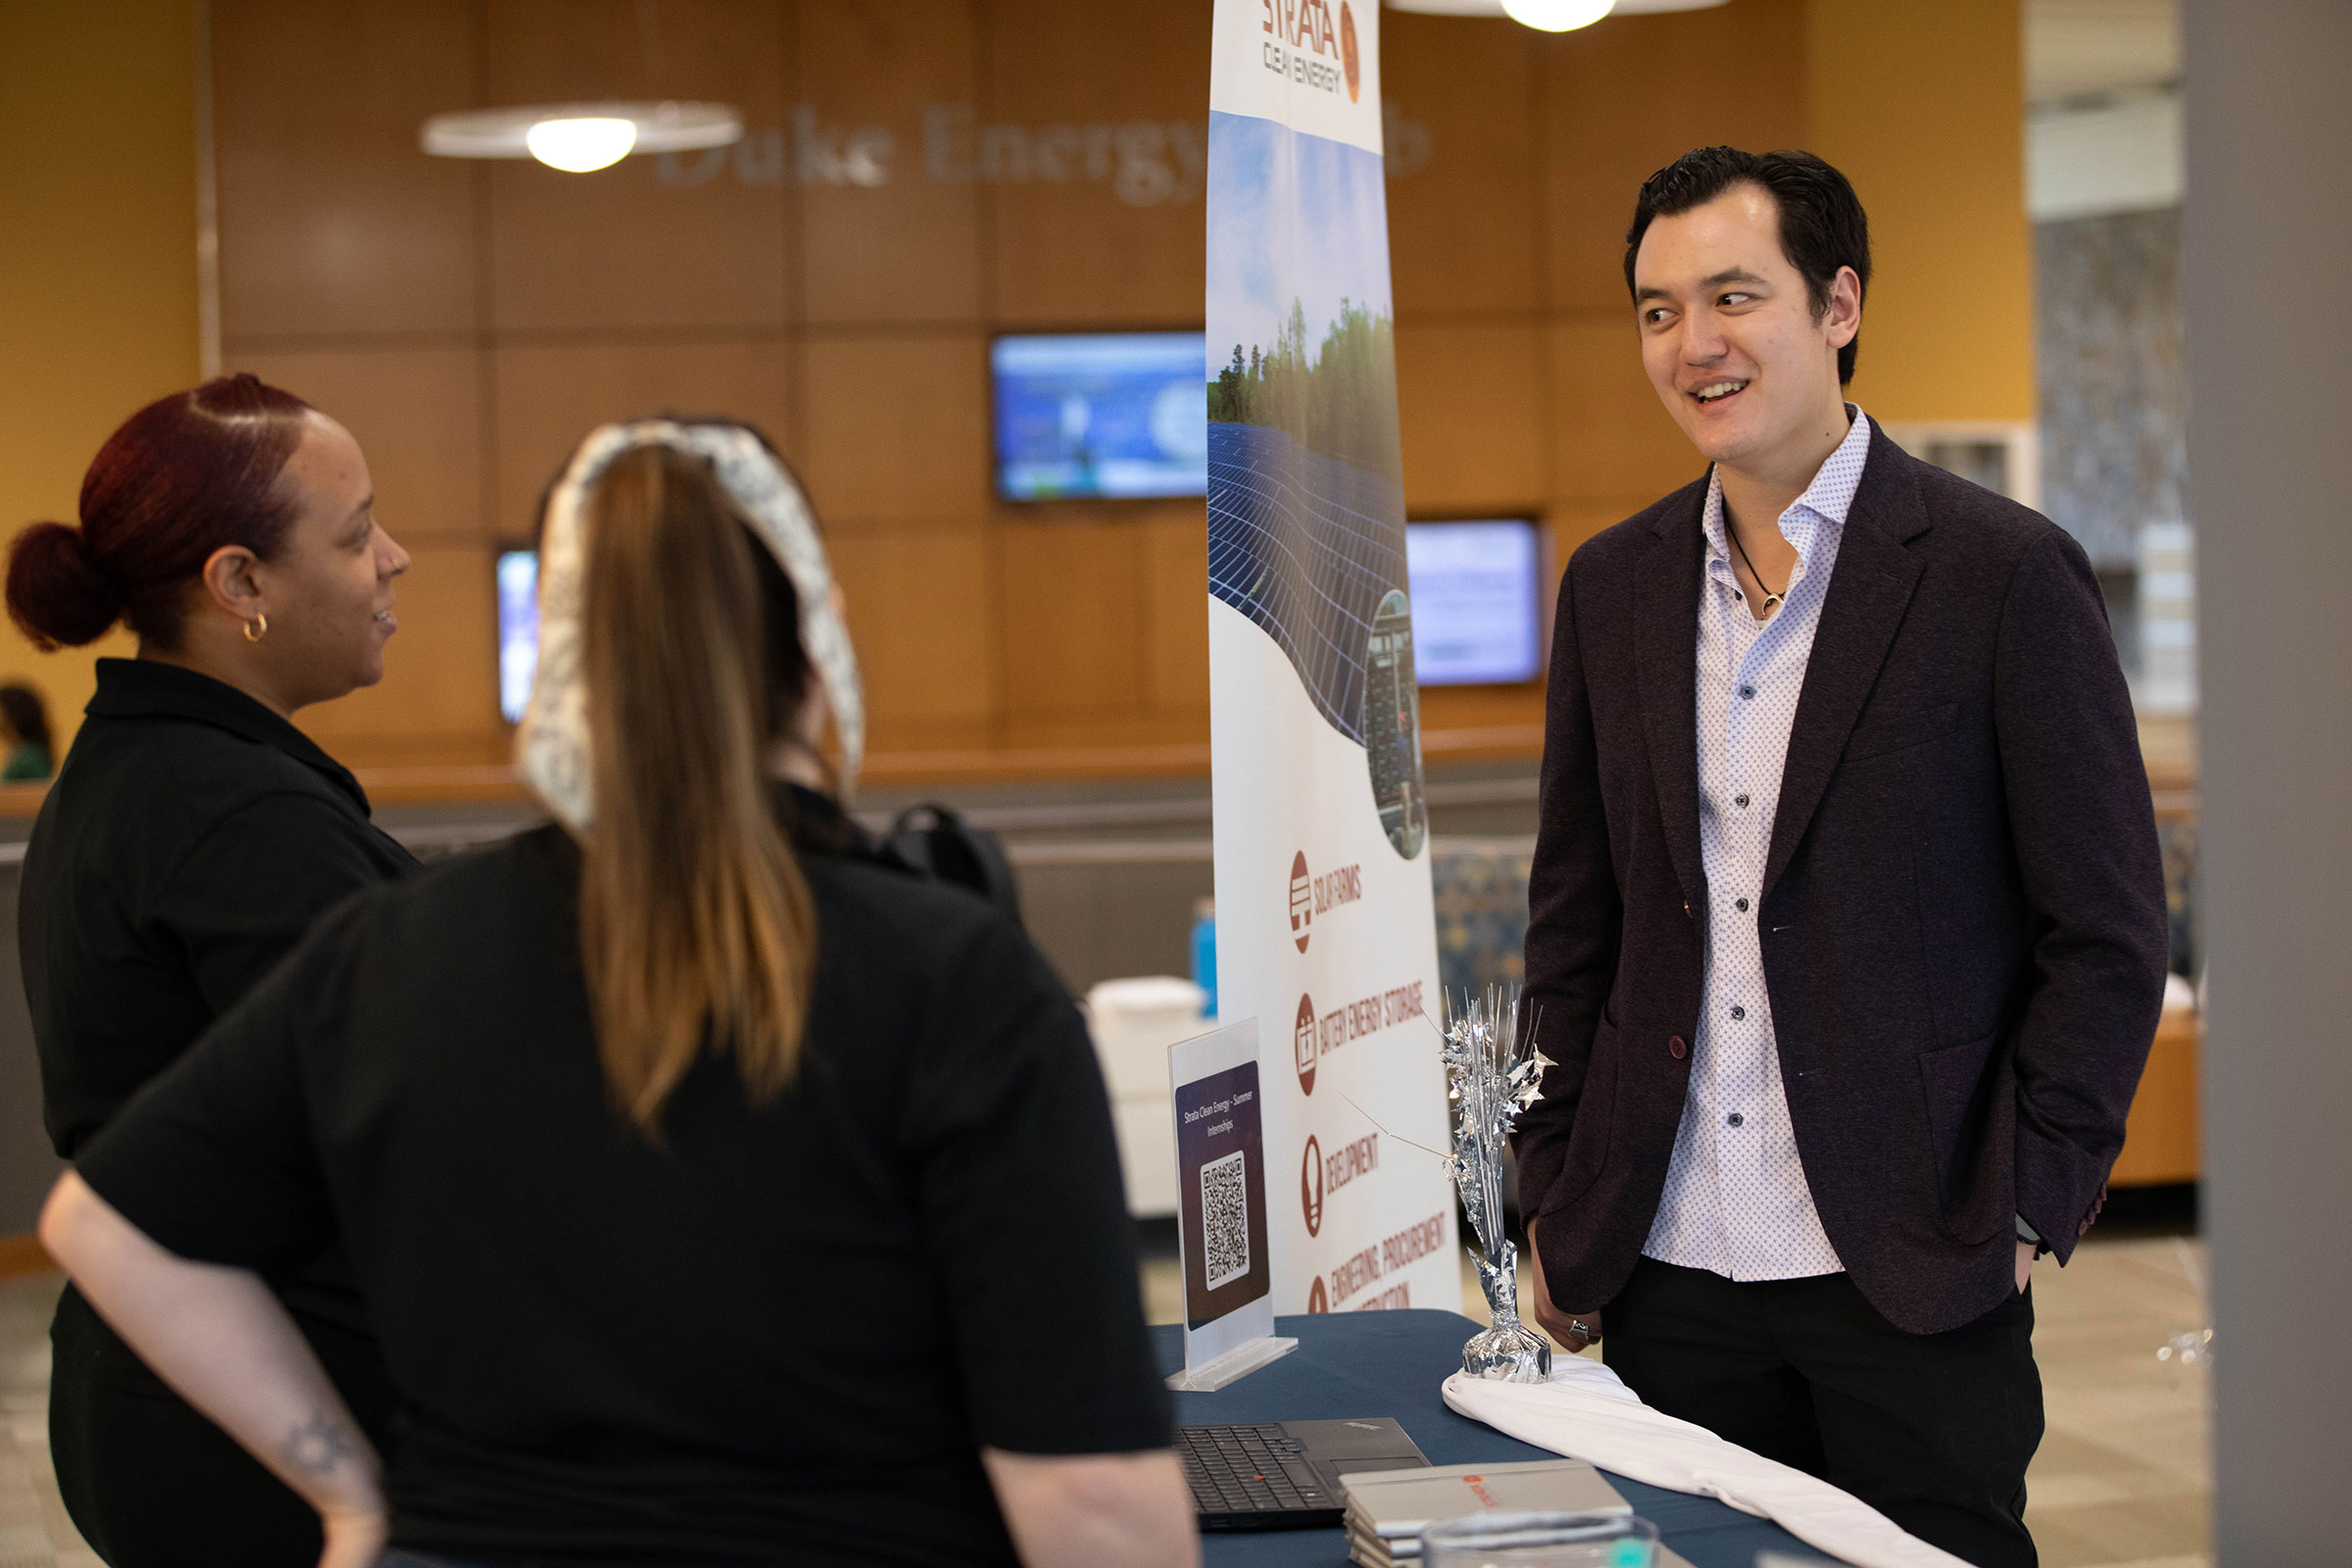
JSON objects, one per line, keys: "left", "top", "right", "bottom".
{"left": 243, "top": 613, "right": 268, "bottom": 643}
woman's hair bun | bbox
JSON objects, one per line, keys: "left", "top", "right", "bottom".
{"left": 7, "top": 520, "right": 125, "bottom": 651}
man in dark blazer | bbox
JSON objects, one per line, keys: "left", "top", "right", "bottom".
{"left": 1516, "top": 146, "right": 2169, "bottom": 1568}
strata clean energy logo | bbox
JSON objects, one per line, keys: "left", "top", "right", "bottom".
{"left": 1300, "top": 1134, "right": 1325, "bottom": 1236}
{"left": 1340, "top": 3, "right": 1360, "bottom": 102}
{"left": 1290, "top": 851, "right": 1313, "bottom": 951}
{"left": 1307, "top": 1275, "right": 1329, "bottom": 1313}
{"left": 1295, "top": 993, "right": 1318, "bottom": 1095}
{"left": 1259, "top": 0, "right": 1351, "bottom": 98}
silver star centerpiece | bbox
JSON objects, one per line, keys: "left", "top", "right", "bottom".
{"left": 1442, "top": 984, "right": 1556, "bottom": 1382}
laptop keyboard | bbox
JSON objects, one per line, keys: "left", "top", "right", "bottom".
{"left": 1177, "top": 1423, "right": 1338, "bottom": 1520}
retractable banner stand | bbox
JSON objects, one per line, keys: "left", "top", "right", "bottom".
{"left": 1205, "top": 0, "right": 1458, "bottom": 1317}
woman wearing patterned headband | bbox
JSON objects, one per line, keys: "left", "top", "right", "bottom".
{"left": 38, "top": 420, "right": 1193, "bottom": 1568}
{"left": 8, "top": 374, "right": 415, "bottom": 1568}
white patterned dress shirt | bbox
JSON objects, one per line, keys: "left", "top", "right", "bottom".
{"left": 1641, "top": 408, "right": 1874, "bottom": 1281}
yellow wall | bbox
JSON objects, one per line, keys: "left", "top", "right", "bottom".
{"left": 1805, "top": 0, "right": 2035, "bottom": 422}
{"left": 0, "top": 0, "right": 202, "bottom": 748}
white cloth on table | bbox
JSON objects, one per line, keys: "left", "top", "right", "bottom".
{"left": 1443, "top": 1356, "right": 1972, "bottom": 1568}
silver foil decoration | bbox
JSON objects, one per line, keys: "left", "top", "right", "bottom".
{"left": 1442, "top": 985, "right": 1555, "bottom": 1383}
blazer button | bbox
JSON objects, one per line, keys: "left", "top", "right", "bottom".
{"left": 1669, "top": 1035, "right": 1688, "bottom": 1060}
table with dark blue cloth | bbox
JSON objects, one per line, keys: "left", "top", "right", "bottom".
{"left": 1152, "top": 1309, "right": 1834, "bottom": 1568}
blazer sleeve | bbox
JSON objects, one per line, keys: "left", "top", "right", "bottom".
{"left": 1515, "top": 550, "right": 1623, "bottom": 1219}
{"left": 1994, "top": 527, "right": 2171, "bottom": 1262}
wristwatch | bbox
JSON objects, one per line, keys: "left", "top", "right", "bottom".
{"left": 2015, "top": 1213, "right": 2050, "bottom": 1259}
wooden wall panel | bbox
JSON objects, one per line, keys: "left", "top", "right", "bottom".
{"left": 799, "top": 334, "right": 986, "bottom": 524}
{"left": 296, "top": 543, "right": 500, "bottom": 760}
{"left": 213, "top": 0, "right": 477, "bottom": 339}
{"left": 1545, "top": 502, "right": 1640, "bottom": 568}
{"left": 795, "top": 0, "right": 984, "bottom": 324}
{"left": 1539, "top": 0, "right": 1808, "bottom": 315}
{"left": 481, "top": 0, "right": 786, "bottom": 100}
{"left": 483, "top": 0, "right": 792, "bottom": 332}
{"left": 982, "top": 0, "right": 1209, "bottom": 326}
{"left": 487, "top": 161, "right": 792, "bottom": 333}
{"left": 1547, "top": 320, "right": 1696, "bottom": 506}
{"left": 1383, "top": 14, "right": 1540, "bottom": 317}
{"left": 491, "top": 338, "right": 794, "bottom": 539}
{"left": 230, "top": 347, "right": 486, "bottom": 544}
{"left": 998, "top": 520, "right": 1145, "bottom": 717}
{"left": 829, "top": 525, "right": 996, "bottom": 739}
{"left": 1396, "top": 322, "right": 1546, "bottom": 514}
{"left": 1144, "top": 516, "right": 1210, "bottom": 715}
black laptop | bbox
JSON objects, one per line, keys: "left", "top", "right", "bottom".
{"left": 1178, "top": 1417, "right": 1432, "bottom": 1530}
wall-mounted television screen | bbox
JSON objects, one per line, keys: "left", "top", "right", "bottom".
{"left": 1404, "top": 518, "right": 1545, "bottom": 686}
{"left": 992, "top": 331, "right": 1210, "bottom": 501}
{"left": 496, "top": 549, "right": 538, "bottom": 724}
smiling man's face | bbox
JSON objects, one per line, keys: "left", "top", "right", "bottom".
{"left": 1632, "top": 182, "right": 1859, "bottom": 472}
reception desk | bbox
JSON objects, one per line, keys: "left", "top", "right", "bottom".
{"left": 2111, "top": 981, "right": 2201, "bottom": 1187}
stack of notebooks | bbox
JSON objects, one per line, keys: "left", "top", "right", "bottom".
{"left": 1340, "top": 1458, "right": 1656, "bottom": 1568}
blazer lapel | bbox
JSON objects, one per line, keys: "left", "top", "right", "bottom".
{"left": 1634, "top": 487, "right": 1708, "bottom": 909}
{"left": 1762, "top": 430, "right": 1933, "bottom": 900}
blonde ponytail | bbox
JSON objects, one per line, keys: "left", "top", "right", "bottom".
{"left": 576, "top": 445, "right": 816, "bottom": 1129}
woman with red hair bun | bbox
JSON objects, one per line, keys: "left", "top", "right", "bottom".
{"left": 9, "top": 374, "right": 416, "bottom": 1566}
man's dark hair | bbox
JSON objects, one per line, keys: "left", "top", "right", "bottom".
{"left": 1624, "top": 146, "right": 1872, "bottom": 385}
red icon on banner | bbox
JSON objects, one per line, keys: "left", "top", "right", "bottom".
{"left": 1295, "top": 994, "right": 1317, "bottom": 1096}
{"left": 1301, "top": 1135, "right": 1325, "bottom": 1236}
{"left": 1289, "top": 851, "right": 1312, "bottom": 953}
{"left": 1307, "top": 1276, "right": 1329, "bottom": 1314}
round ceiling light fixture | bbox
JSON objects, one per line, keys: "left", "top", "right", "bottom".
{"left": 1384, "top": 0, "right": 1728, "bottom": 25}
{"left": 1499, "top": 0, "right": 1615, "bottom": 28}
{"left": 420, "top": 101, "right": 742, "bottom": 172}
{"left": 524, "top": 117, "right": 638, "bottom": 172}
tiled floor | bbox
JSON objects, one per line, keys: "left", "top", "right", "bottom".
{"left": 0, "top": 1272, "right": 97, "bottom": 1568}
{"left": 4, "top": 1236, "right": 2209, "bottom": 1567}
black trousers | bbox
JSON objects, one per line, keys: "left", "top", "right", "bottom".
{"left": 1603, "top": 1257, "right": 2042, "bottom": 1568}
{"left": 50, "top": 1282, "right": 399, "bottom": 1568}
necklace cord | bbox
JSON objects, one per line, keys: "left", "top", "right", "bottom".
{"left": 1728, "top": 522, "right": 1788, "bottom": 610}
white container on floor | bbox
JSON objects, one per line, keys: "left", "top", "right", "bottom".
{"left": 1084, "top": 976, "right": 1212, "bottom": 1218}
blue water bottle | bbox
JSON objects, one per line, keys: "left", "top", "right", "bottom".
{"left": 1190, "top": 897, "right": 1217, "bottom": 1020}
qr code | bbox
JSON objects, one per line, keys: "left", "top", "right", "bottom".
{"left": 1200, "top": 1149, "right": 1250, "bottom": 1290}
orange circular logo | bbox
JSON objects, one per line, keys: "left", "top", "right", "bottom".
{"left": 1340, "top": 3, "right": 1361, "bottom": 103}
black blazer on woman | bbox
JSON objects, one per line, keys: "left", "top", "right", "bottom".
{"left": 1515, "top": 426, "right": 2170, "bottom": 1336}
